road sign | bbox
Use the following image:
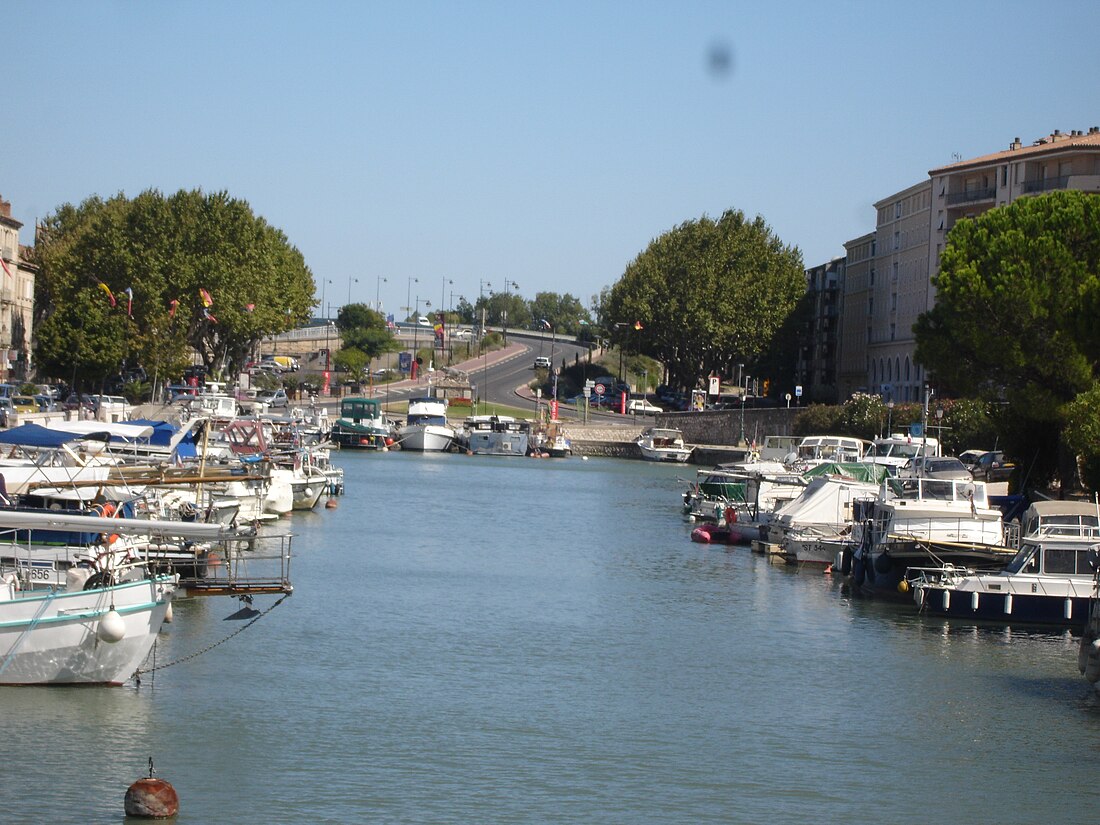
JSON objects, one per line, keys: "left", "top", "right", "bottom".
{"left": 795, "top": 385, "right": 803, "bottom": 397}
{"left": 594, "top": 383, "right": 606, "bottom": 396}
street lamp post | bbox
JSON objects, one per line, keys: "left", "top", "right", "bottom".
{"left": 740, "top": 393, "right": 747, "bottom": 446}
{"left": 886, "top": 400, "right": 895, "bottom": 436}
{"left": 320, "top": 278, "right": 332, "bottom": 320}
{"left": 478, "top": 280, "right": 492, "bottom": 353}
{"left": 376, "top": 276, "right": 387, "bottom": 312}
{"left": 347, "top": 276, "right": 358, "bottom": 309}
{"left": 406, "top": 277, "right": 418, "bottom": 322}
{"left": 502, "top": 280, "right": 518, "bottom": 343}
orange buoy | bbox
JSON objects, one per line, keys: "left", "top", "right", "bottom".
{"left": 325, "top": 498, "right": 338, "bottom": 509}
{"left": 124, "top": 777, "right": 179, "bottom": 818}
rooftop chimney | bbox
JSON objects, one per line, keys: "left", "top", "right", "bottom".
{"left": 0, "top": 197, "right": 10, "bottom": 219}
{"left": 1010, "top": 137, "right": 1022, "bottom": 150}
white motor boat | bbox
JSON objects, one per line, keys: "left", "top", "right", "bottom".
{"left": 636, "top": 427, "right": 693, "bottom": 462}
{"left": 398, "top": 397, "right": 456, "bottom": 452}
{"left": 913, "top": 499, "right": 1099, "bottom": 626}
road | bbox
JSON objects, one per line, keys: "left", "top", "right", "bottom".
{"left": 357, "top": 334, "right": 628, "bottom": 424}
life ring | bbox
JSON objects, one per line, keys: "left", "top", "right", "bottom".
{"left": 724, "top": 506, "right": 737, "bottom": 525}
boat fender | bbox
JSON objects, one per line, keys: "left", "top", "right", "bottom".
{"left": 1078, "top": 627, "right": 1097, "bottom": 674}
{"left": 840, "top": 548, "right": 853, "bottom": 576}
{"left": 691, "top": 526, "right": 714, "bottom": 544}
{"left": 852, "top": 556, "right": 865, "bottom": 585}
{"left": 874, "top": 551, "right": 893, "bottom": 574}
{"left": 897, "top": 579, "right": 910, "bottom": 594}
{"left": 1085, "top": 640, "right": 1100, "bottom": 684}
{"left": 96, "top": 608, "right": 126, "bottom": 643}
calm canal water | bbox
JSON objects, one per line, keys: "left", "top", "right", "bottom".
{"left": 4, "top": 452, "right": 1100, "bottom": 823}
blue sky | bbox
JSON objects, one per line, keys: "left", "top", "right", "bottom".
{"left": 5, "top": 1, "right": 1099, "bottom": 318}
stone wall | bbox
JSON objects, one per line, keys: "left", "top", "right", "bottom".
{"left": 657, "top": 407, "right": 799, "bottom": 447}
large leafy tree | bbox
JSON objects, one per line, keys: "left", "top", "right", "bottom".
{"left": 603, "top": 209, "right": 805, "bottom": 389}
{"left": 34, "top": 189, "right": 314, "bottom": 387}
{"left": 527, "top": 291, "right": 591, "bottom": 336}
{"left": 914, "top": 190, "right": 1100, "bottom": 488}
{"left": 335, "top": 303, "right": 401, "bottom": 365}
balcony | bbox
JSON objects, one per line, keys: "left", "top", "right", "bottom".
{"left": 1022, "top": 175, "right": 1069, "bottom": 194}
{"left": 946, "top": 187, "right": 996, "bottom": 206}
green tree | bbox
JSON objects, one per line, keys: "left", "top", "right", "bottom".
{"left": 603, "top": 209, "right": 805, "bottom": 389}
{"left": 527, "top": 292, "right": 592, "bottom": 335}
{"left": 914, "top": 190, "right": 1100, "bottom": 489}
{"left": 33, "top": 189, "right": 314, "bottom": 387}
{"left": 335, "top": 303, "right": 401, "bottom": 364}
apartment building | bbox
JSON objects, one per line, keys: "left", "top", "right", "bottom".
{"left": 0, "top": 195, "right": 34, "bottom": 382}
{"left": 929, "top": 127, "right": 1100, "bottom": 282}
{"left": 795, "top": 257, "right": 844, "bottom": 403}
{"left": 833, "top": 127, "right": 1100, "bottom": 403}
{"left": 836, "top": 232, "right": 874, "bottom": 398}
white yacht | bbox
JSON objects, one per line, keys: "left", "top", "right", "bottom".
{"left": 398, "top": 397, "right": 456, "bottom": 452}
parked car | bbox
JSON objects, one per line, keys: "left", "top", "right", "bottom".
{"left": 627, "top": 398, "right": 663, "bottom": 415}
{"left": 974, "top": 450, "right": 1014, "bottom": 482}
{"left": 34, "top": 395, "right": 57, "bottom": 412}
{"left": 63, "top": 393, "right": 96, "bottom": 412}
{"left": 10, "top": 395, "right": 38, "bottom": 414}
{"left": 958, "top": 449, "right": 986, "bottom": 470}
{"left": 253, "top": 388, "right": 289, "bottom": 410}
{"left": 0, "top": 398, "right": 12, "bottom": 427}
{"left": 898, "top": 456, "right": 973, "bottom": 481}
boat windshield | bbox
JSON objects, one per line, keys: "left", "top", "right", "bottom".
{"left": 1024, "top": 513, "right": 1100, "bottom": 539}
{"left": 868, "top": 442, "right": 925, "bottom": 459}
{"left": 1003, "top": 544, "right": 1040, "bottom": 575}
{"left": 408, "top": 414, "right": 448, "bottom": 427}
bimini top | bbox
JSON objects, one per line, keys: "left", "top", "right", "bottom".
{"left": 0, "top": 422, "right": 112, "bottom": 448}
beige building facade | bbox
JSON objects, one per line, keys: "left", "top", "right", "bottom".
{"left": 835, "top": 127, "right": 1100, "bottom": 404}
{"left": 0, "top": 195, "right": 34, "bottom": 382}
{"left": 836, "top": 232, "right": 874, "bottom": 399}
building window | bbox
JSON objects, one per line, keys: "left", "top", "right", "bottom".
{"left": 894, "top": 231, "right": 899, "bottom": 251}
{"left": 1001, "top": 165, "right": 1008, "bottom": 187}
{"left": 905, "top": 357, "right": 911, "bottom": 381}
{"left": 890, "top": 323, "right": 895, "bottom": 341}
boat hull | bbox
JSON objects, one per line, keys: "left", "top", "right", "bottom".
{"left": 0, "top": 574, "right": 177, "bottom": 685}
{"left": 398, "top": 424, "right": 455, "bottom": 452}
{"left": 916, "top": 585, "right": 1089, "bottom": 628}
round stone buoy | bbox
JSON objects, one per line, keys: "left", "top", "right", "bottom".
{"left": 325, "top": 498, "right": 338, "bottom": 509}
{"left": 124, "top": 777, "right": 179, "bottom": 818}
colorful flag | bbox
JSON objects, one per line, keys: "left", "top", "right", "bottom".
{"left": 0, "top": 257, "right": 12, "bottom": 278}
{"left": 245, "top": 303, "right": 255, "bottom": 312}
{"left": 168, "top": 299, "right": 179, "bottom": 318}
{"left": 199, "top": 288, "right": 213, "bottom": 307}
{"left": 203, "top": 307, "right": 218, "bottom": 324}
{"left": 124, "top": 287, "right": 134, "bottom": 318}
{"left": 97, "top": 282, "right": 116, "bottom": 307}
{"left": 633, "top": 320, "right": 644, "bottom": 330}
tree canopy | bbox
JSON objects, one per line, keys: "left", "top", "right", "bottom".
{"left": 33, "top": 189, "right": 315, "bottom": 387}
{"left": 601, "top": 209, "right": 805, "bottom": 389}
{"left": 334, "top": 303, "right": 401, "bottom": 371}
{"left": 914, "top": 190, "right": 1100, "bottom": 487}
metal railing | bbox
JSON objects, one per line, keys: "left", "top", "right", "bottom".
{"left": 946, "top": 187, "right": 997, "bottom": 206}
{"left": 1022, "top": 175, "right": 1069, "bottom": 194}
